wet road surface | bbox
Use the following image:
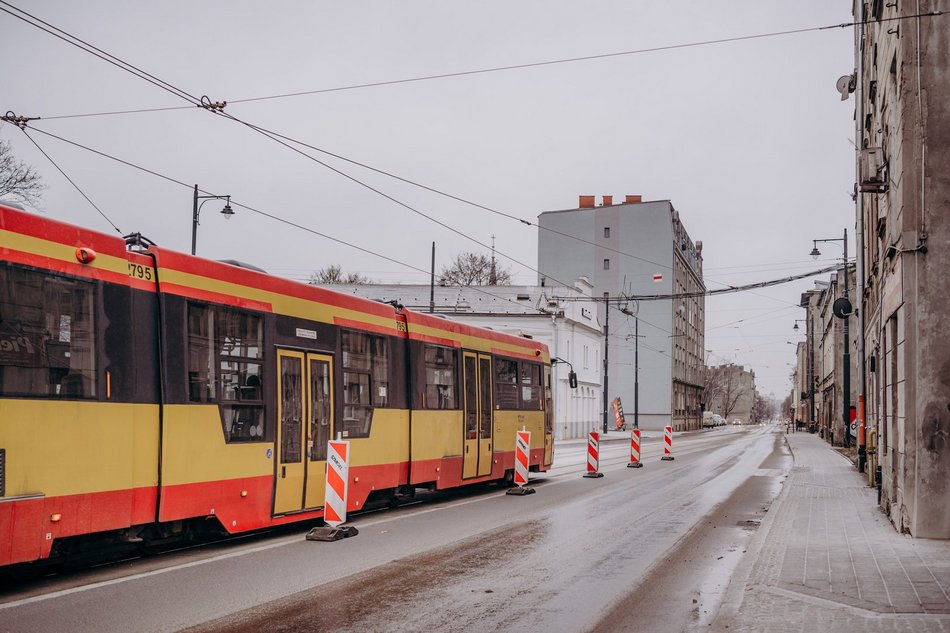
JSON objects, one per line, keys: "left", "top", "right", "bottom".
{"left": 0, "top": 425, "right": 789, "bottom": 633}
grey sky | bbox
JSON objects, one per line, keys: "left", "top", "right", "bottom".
{"left": 0, "top": 1, "right": 856, "bottom": 398}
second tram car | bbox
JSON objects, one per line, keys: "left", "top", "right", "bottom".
{"left": 0, "top": 203, "right": 553, "bottom": 567}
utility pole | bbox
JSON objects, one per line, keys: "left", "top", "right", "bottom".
{"left": 602, "top": 292, "right": 609, "bottom": 434}
{"left": 429, "top": 242, "right": 435, "bottom": 313}
{"left": 489, "top": 234, "right": 497, "bottom": 285}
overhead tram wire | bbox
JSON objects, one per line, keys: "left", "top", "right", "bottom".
{"left": 3, "top": 1, "right": 858, "bottom": 303}
{"left": 6, "top": 2, "right": 895, "bottom": 282}
{"left": 205, "top": 107, "right": 580, "bottom": 290}
{"left": 17, "top": 124, "right": 547, "bottom": 314}
{"left": 32, "top": 10, "right": 947, "bottom": 122}
{"left": 18, "top": 127, "right": 122, "bottom": 234}
{"left": 0, "top": 1, "right": 581, "bottom": 291}
{"left": 0, "top": 2, "right": 202, "bottom": 107}
{"left": 555, "top": 263, "right": 844, "bottom": 303}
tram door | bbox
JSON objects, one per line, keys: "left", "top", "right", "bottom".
{"left": 274, "top": 350, "right": 334, "bottom": 515}
{"left": 462, "top": 352, "right": 493, "bottom": 479}
{"left": 543, "top": 365, "right": 554, "bottom": 467}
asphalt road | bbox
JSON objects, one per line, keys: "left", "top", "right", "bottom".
{"left": 0, "top": 425, "right": 788, "bottom": 633}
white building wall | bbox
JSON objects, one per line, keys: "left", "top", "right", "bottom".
{"left": 323, "top": 280, "right": 603, "bottom": 440}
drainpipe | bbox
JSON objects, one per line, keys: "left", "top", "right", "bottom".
{"left": 855, "top": 13, "right": 868, "bottom": 472}
{"left": 551, "top": 313, "right": 560, "bottom": 440}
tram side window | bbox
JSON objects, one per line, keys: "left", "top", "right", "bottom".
{"left": 0, "top": 265, "right": 97, "bottom": 398}
{"left": 520, "top": 362, "right": 542, "bottom": 410}
{"left": 423, "top": 345, "right": 458, "bottom": 409}
{"left": 493, "top": 358, "right": 520, "bottom": 410}
{"left": 187, "top": 303, "right": 264, "bottom": 442}
{"left": 341, "top": 330, "right": 389, "bottom": 438}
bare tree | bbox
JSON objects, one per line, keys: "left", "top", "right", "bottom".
{"left": 751, "top": 392, "right": 773, "bottom": 424}
{"left": 308, "top": 265, "right": 371, "bottom": 285}
{"left": 781, "top": 392, "right": 794, "bottom": 419}
{"left": 704, "top": 364, "right": 749, "bottom": 420}
{"left": 439, "top": 251, "right": 511, "bottom": 286}
{"left": 702, "top": 364, "right": 725, "bottom": 412}
{"left": 0, "top": 140, "right": 46, "bottom": 206}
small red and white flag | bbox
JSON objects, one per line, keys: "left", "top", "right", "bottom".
{"left": 652, "top": 273, "right": 663, "bottom": 282}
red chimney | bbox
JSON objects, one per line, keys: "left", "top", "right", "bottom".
{"left": 625, "top": 195, "right": 642, "bottom": 204}
{"left": 579, "top": 195, "right": 595, "bottom": 208}
{"left": 603, "top": 195, "right": 613, "bottom": 206}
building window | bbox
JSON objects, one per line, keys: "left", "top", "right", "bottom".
{"left": 423, "top": 344, "right": 458, "bottom": 409}
{"left": 0, "top": 264, "right": 98, "bottom": 399}
{"left": 604, "top": 227, "right": 610, "bottom": 238}
{"left": 188, "top": 303, "right": 264, "bottom": 442}
{"left": 603, "top": 259, "right": 610, "bottom": 270}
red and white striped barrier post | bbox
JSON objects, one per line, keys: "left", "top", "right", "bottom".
{"left": 627, "top": 428, "right": 643, "bottom": 468}
{"left": 583, "top": 431, "right": 605, "bottom": 478}
{"left": 307, "top": 438, "right": 359, "bottom": 541}
{"left": 507, "top": 428, "right": 536, "bottom": 495}
{"left": 661, "top": 425, "right": 675, "bottom": 461}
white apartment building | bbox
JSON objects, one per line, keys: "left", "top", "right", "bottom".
{"left": 538, "top": 195, "right": 705, "bottom": 431}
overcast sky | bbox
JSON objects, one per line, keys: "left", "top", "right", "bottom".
{"left": 1, "top": 1, "right": 857, "bottom": 399}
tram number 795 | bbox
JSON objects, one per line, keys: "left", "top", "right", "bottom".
{"left": 127, "top": 263, "right": 153, "bottom": 280}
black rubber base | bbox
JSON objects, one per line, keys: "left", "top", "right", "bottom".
{"left": 306, "top": 525, "right": 359, "bottom": 542}
{"left": 661, "top": 455, "right": 675, "bottom": 461}
{"left": 583, "top": 471, "right": 605, "bottom": 478}
{"left": 506, "top": 486, "right": 536, "bottom": 495}
{"left": 627, "top": 462, "right": 643, "bottom": 468}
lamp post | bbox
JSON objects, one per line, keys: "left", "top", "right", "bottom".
{"left": 620, "top": 301, "right": 642, "bottom": 430}
{"left": 811, "top": 228, "right": 852, "bottom": 449}
{"left": 192, "top": 184, "right": 234, "bottom": 256}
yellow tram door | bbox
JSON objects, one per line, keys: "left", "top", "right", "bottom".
{"left": 304, "top": 354, "right": 334, "bottom": 509}
{"left": 275, "top": 350, "right": 334, "bottom": 515}
{"left": 462, "top": 352, "right": 493, "bottom": 479}
{"left": 543, "top": 364, "right": 554, "bottom": 467}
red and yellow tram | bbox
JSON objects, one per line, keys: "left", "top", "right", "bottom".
{"left": 0, "top": 203, "right": 553, "bottom": 567}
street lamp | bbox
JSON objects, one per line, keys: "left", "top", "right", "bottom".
{"left": 192, "top": 184, "right": 233, "bottom": 255}
{"left": 810, "top": 228, "right": 853, "bottom": 450}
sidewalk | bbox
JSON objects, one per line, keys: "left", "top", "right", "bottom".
{"left": 712, "top": 432, "right": 950, "bottom": 632}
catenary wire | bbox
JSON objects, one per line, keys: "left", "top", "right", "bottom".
{"left": 0, "top": 3, "right": 582, "bottom": 290}
{"left": 32, "top": 10, "right": 946, "bottom": 120}
{"left": 20, "top": 128, "right": 122, "bottom": 234}
{"left": 5, "top": 0, "right": 876, "bottom": 284}
{"left": 19, "top": 125, "right": 554, "bottom": 313}
{"left": 4, "top": 1, "right": 859, "bottom": 303}
{"left": 0, "top": 2, "right": 201, "bottom": 106}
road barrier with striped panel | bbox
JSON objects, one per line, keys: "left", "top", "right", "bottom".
{"left": 627, "top": 428, "right": 643, "bottom": 468}
{"left": 306, "top": 439, "right": 359, "bottom": 541}
{"left": 661, "top": 425, "right": 675, "bottom": 461}
{"left": 506, "top": 429, "right": 536, "bottom": 495}
{"left": 583, "top": 431, "right": 605, "bottom": 478}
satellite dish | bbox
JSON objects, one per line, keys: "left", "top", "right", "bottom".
{"left": 832, "top": 297, "right": 853, "bottom": 319}
{"left": 836, "top": 75, "right": 853, "bottom": 101}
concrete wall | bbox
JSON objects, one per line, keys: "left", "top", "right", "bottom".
{"left": 856, "top": 2, "right": 950, "bottom": 537}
